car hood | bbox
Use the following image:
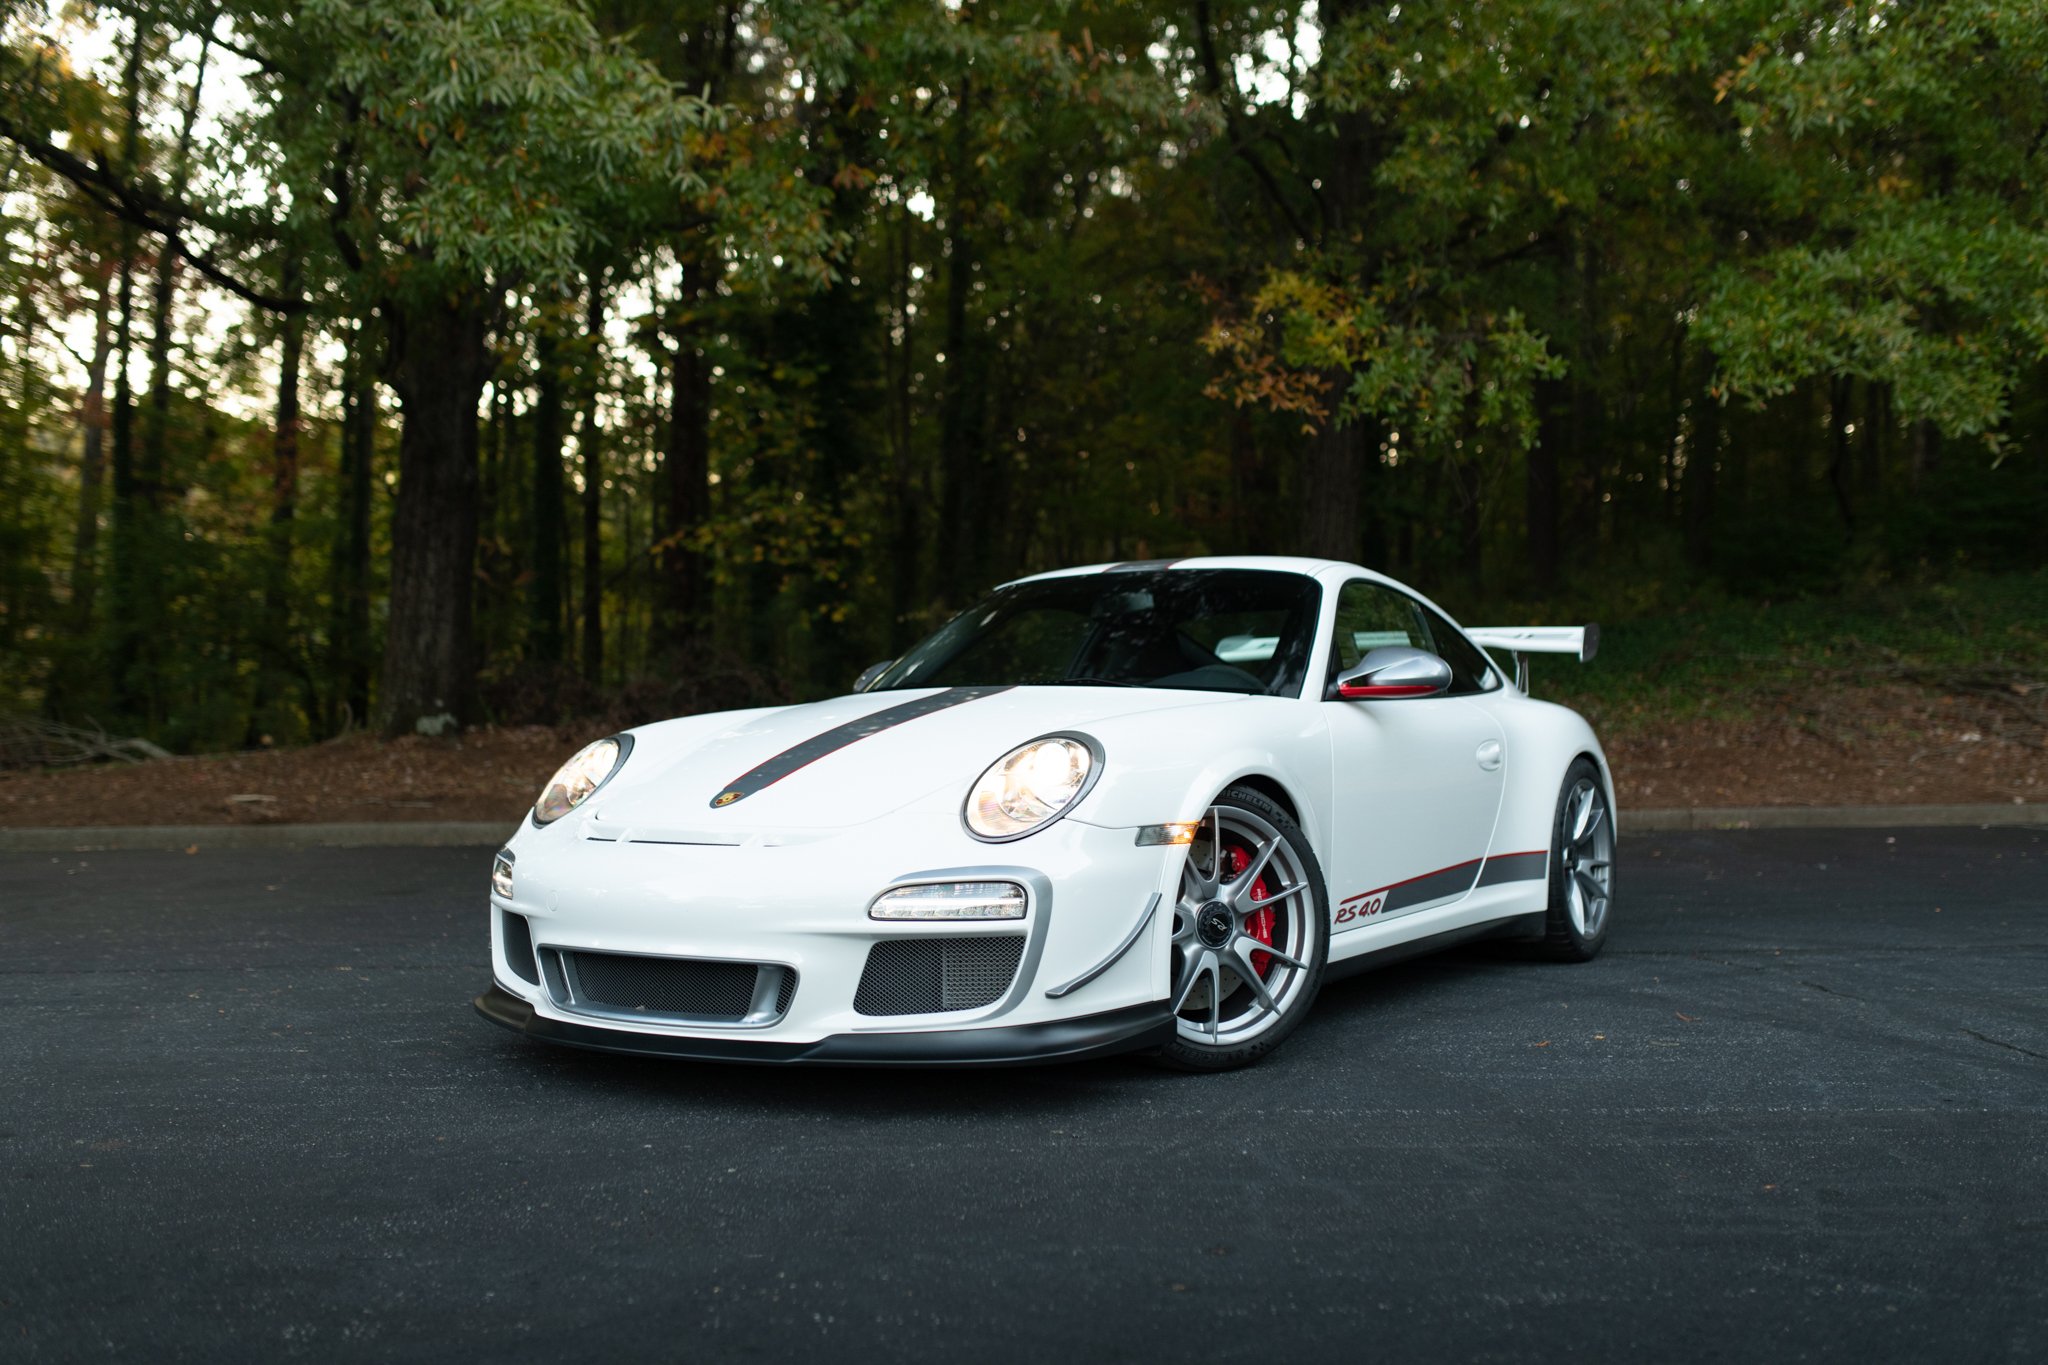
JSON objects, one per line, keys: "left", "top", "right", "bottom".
{"left": 585, "top": 685, "right": 1250, "bottom": 837}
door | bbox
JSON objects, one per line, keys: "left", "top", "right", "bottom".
{"left": 1321, "top": 579, "right": 1506, "bottom": 932}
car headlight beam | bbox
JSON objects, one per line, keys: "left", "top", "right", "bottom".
{"left": 963, "top": 734, "right": 1102, "bottom": 842}
{"left": 532, "top": 735, "right": 632, "bottom": 827}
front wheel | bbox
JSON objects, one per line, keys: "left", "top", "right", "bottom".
{"left": 1152, "top": 785, "right": 1329, "bottom": 1072}
{"left": 1538, "top": 758, "right": 1615, "bottom": 961}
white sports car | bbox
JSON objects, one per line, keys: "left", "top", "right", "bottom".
{"left": 476, "top": 556, "right": 1614, "bottom": 1070}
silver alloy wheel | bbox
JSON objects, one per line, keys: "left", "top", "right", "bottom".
{"left": 1559, "top": 778, "right": 1614, "bottom": 937}
{"left": 1169, "top": 805, "right": 1317, "bottom": 1047}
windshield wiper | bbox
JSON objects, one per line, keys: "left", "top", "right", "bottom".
{"left": 1052, "top": 676, "right": 1147, "bottom": 688}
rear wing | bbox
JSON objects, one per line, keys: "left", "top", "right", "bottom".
{"left": 1465, "top": 625, "right": 1599, "bottom": 693}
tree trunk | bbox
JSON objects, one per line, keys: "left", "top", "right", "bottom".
{"left": 68, "top": 265, "right": 114, "bottom": 628}
{"left": 137, "top": 30, "right": 211, "bottom": 508}
{"left": 662, "top": 254, "right": 715, "bottom": 647}
{"left": 579, "top": 275, "right": 605, "bottom": 685}
{"left": 327, "top": 316, "right": 376, "bottom": 730}
{"left": 374, "top": 290, "right": 492, "bottom": 736}
{"left": 1, "top": 225, "right": 40, "bottom": 655}
{"left": 1827, "top": 372, "right": 1856, "bottom": 532}
{"left": 475, "top": 351, "right": 515, "bottom": 664}
{"left": 934, "top": 78, "right": 991, "bottom": 600}
{"left": 1684, "top": 383, "right": 1721, "bottom": 571}
{"left": 104, "top": 24, "right": 146, "bottom": 719}
{"left": 1859, "top": 380, "right": 1886, "bottom": 501}
{"left": 888, "top": 203, "right": 922, "bottom": 643}
{"left": 1911, "top": 418, "right": 1941, "bottom": 490}
{"left": 1528, "top": 378, "right": 1565, "bottom": 589}
{"left": 528, "top": 322, "right": 566, "bottom": 663}
{"left": 1297, "top": 396, "right": 1364, "bottom": 560}
{"left": 1291, "top": 0, "right": 1382, "bottom": 562}
{"left": 1663, "top": 325, "right": 1686, "bottom": 522}
{"left": 1449, "top": 379, "right": 1484, "bottom": 585}
{"left": 248, "top": 256, "right": 303, "bottom": 744}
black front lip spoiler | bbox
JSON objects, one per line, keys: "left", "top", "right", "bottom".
{"left": 473, "top": 984, "right": 1174, "bottom": 1067}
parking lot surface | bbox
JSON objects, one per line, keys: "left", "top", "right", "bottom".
{"left": 3, "top": 827, "right": 2043, "bottom": 1362}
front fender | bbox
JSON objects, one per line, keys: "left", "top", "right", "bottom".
{"left": 1069, "top": 698, "right": 1332, "bottom": 854}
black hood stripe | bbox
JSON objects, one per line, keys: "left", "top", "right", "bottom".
{"left": 709, "top": 686, "right": 1014, "bottom": 808}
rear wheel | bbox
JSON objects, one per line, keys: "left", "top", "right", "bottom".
{"left": 1153, "top": 785, "right": 1328, "bottom": 1072}
{"left": 1538, "top": 758, "right": 1615, "bottom": 961}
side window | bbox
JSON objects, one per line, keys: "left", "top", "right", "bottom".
{"left": 1411, "top": 602, "right": 1500, "bottom": 695}
{"left": 1328, "top": 581, "right": 1428, "bottom": 677}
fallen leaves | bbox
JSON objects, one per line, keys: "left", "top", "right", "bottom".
{"left": 1, "top": 726, "right": 565, "bottom": 828}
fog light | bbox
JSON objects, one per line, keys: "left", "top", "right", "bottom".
{"left": 492, "top": 849, "right": 515, "bottom": 900}
{"left": 1135, "top": 822, "right": 1199, "bottom": 846}
{"left": 868, "top": 881, "right": 1027, "bottom": 920}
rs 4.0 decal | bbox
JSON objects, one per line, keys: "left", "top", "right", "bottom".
{"left": 1334, "top": 892, "right": 1388, "bottom": 925}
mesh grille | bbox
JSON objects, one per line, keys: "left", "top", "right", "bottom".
{"left": 853, "top": 936, "right": 1026, "bottom": 1016}
{"left": 500, "top": 911, "right": 540, "bottom": 986}
{"left": 565, "top": 951, "right": 760, "bottom": 1021}
{"left": 775, "top": 970, "right": 796, "bottom": 1015}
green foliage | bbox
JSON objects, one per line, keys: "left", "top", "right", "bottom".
{"left": 301, "top": 0, "right": 709, "bottom": 287}
{"left": 1537, "top": 568, "right": 2048, "bottom": 737}
{"left": 0, "top": 0, "right": 2044, "bottom": 753}
{"left": 1698, "top": 2, "right": 2048, "bottom": 446}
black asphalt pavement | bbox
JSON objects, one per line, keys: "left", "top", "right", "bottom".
{"left": 3, "top": 828, "right": 2044, "bottom": 1363}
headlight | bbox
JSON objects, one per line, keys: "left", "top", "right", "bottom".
{"left": 491, "top": 848, "right": 515, "bottom": 899}
{"left": 532, "top": 735, "right": 630, "bottom": 826}
{"left": 964, "top": 734, "right": 1100, "bottom": 841}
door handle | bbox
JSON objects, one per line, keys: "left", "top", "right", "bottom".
{"left": 1476, "top": 739, "right": 1503, "bottom": 771}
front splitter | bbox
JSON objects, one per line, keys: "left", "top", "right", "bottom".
{"left": 474, "top": 984, "right": 1173, "bottom": 1067}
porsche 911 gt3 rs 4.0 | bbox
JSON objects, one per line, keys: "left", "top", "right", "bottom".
{"left": 475, "top": 556, "right": 1615, "bottom": 1071}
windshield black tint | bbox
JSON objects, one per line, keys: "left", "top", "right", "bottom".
{"left": 872, "top": 570, "right": 1322, "bottom": 696}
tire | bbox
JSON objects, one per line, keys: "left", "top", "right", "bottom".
{"left": 1537, "top": 757, "right": 1615, "bottom": 962}
{"left": 1151, "top": 784, "right": 1329, "bottom": 1072}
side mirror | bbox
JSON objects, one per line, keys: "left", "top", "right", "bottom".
{"left": 853, "top": 660, "right": 894, "bottom": 692}
{"left": 1334, "top": 646, "right": 1452, "bottom": 700}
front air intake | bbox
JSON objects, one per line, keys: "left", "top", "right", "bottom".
{"left": 537, "top": 948, "right": 795, "bottom": 1027}
{"left": 853, "top": 935, "right": 1027, "bottom": 1016}
{"left": 500, "top": 910, "right": 541, "bottom": 986}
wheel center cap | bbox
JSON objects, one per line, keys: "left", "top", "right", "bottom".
{"left": 1196, "top": 901, "right": 1234, "bottom": 949}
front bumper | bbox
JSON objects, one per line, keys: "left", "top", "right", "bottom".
{"left": 475, "top": 984, "right": 1172, "bottom": 1066}
{"left": 488, "top": 787, "right": 1181, "bottom": 1053}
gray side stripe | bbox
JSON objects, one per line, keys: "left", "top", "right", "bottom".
{"left": 1384, "top": 860, "right": 1484, "bottom": 914}
{"left": 1476, "top": 851, "right": 1548, "bottom": 888}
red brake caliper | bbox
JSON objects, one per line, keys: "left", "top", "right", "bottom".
{"left": 1226, "top": 843, "right": 1275, "bottom": 977}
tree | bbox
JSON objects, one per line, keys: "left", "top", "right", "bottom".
{"left": 1697, "top": 2, "right": 2048, "bottom": 453}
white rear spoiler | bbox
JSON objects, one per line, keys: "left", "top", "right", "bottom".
{"left": 1465, "top": 625, "right": 1599, "bottom": 693}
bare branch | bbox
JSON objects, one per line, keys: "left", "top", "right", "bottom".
{"left": 0, "top": 110, "right": 306, "bottom": 313}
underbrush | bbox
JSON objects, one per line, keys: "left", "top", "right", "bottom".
{"left": 1520, "top": 569, "right": 2048, "bottom": 739}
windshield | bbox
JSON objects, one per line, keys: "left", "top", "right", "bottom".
{"left": 871, "top": 569, "right": 1322, "bottom": 696}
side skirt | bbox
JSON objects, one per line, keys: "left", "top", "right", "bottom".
{"left": 1324, "top": 911, "right": 1547, "bottom": 982}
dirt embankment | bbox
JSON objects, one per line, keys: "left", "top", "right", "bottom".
{"left": 0, "top": 684, "right": 2041, "bottom": 829}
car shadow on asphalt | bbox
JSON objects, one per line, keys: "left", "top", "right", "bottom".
{"left": 467, "top": 947, "right": 1521, "bottom": 1116}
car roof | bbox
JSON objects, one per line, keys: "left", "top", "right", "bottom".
{"left": 1000, "top": 555, "right": 1356, "bottom": 589}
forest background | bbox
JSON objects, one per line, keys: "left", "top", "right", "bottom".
{"left": 0, "top": 0, "right": 2042, "bottom": 807}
